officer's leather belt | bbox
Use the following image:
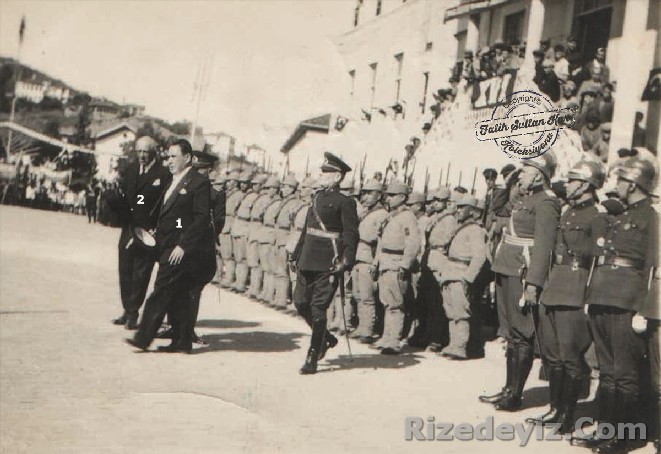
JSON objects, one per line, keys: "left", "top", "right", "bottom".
{"left": 600, "top": 257, "right": 644, "bottom": 270}
{"left": 558, "top": 255, "right": 591, "bottom": 269}
{"left": 382, "top": 248, "right": 404, "bottom": 255}
{"left": 448, "top": 256, "right": 471, "bottom": 265}
{"left": 307, "top": 228, "right": 340, "bottom": 239}
{"left": 429, "top": 244, "right": 448, "bottom": 251}
{"left": 503, "top": 233, "right": 534, "bottom": 247}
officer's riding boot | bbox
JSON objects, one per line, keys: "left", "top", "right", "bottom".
{"left": 300, "top": 320, "right": 325, "bottom": 375}
{"left": 496, "top": 343, "right": 533, "bottom": 411}
{"left": 570, "top": 385, "right": 615, "bottom": 448}
{"left": 595, "top": 389, "right": 632, "bottom": 454}
{"left": 317, "top": 329, "right": 338, "bottom": 361}
{"left": 557, "top": 375, "right": 582, "bottom": 434}
{"left": 480, "top": 344, "right": 514, "bottom": 403}
{"left": 526, "top": 365, "right": 565, "bottom": 424}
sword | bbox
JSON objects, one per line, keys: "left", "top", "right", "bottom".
{"left": 338, "top": 271, "right": 353, "bottom": 361}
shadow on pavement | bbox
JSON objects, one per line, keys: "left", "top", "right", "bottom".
{"left": 195, "top": 319, "right": 261, "bottom": 329}
{"left": 192, "top": 331, "right": 304, "bottom": 354}
{"left": 317, "top": 353, "right": 423, "bottom": 373}
{"left": 521, "top": 386, "right": 550, "bottom": 410}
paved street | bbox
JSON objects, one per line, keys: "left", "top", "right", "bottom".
{"left": 0, "top": 206, "right": 652, "bottom": 454}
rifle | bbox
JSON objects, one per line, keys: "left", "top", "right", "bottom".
{"left": 445, "top": 162, "right": 451, "bottom": 187}
{"left": 304, "top": 155, "right": 309, "bottom": 177}
{"left": 359, "top": 153, "right": 367, "bottom": 190}
{"left": 383, "top": 157, "right": 393, "bottom": 185}
{"left": 470, "top": 167, "right": 478, "bottom": 195}
{"left": 423, "top": 166, "right": 430, "bottom": 199}
{"left": 438, "top": 165, "right": 444, "bottom": 188}
{"left": 409, "top": 158, "right": 417, "bottom": 186}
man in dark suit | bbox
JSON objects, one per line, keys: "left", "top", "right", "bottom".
{"left": 108, "top": 136, "right": 172, "bottom": 329}
{"left": 291, "top": 152, "right": 359, "bottom": 374}
{"left": 127, "top": 139, "right": 216, "bottom": 353}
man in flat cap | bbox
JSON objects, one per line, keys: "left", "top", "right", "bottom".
{"left": 291, "top": 152, "right": 359, "bottom": 374}
{"left": 107, "top": 135, "right": 172, "bottom": 330}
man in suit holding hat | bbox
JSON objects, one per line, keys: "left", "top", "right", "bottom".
{"left": 108, "top": 136, "right": 172, "bottom": 330}
{"left": 291, "top": 152, "right": 359, "bottom": 374}
{"left": 127, "top": 139, "right": 215, "bottom": 353}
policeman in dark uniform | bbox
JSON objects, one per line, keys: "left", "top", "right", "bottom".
{"left": 291, "top": 152, "right": 359, "bottom": 375}
{"left": 574, "top": 156, "right": 658, "bottom": 453}
{"left": 108, "top": 136, "right": 172, "bottom": 329}
{"left": 480, "top": 152, "right": 560, "bottom": 411}
{"left": 526, "top": 161, "right": 605, "bottom": 433}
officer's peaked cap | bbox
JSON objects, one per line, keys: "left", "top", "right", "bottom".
{"left": 321, "top": 151, "right": 352, "bottom": 174}
{"left": 385, "top": 180, "right": 410, "bottom": 195}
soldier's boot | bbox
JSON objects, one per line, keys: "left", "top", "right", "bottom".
{"left": 594, "top": 390, "right": 638, "bottom": 454}
{"left": 233, "top": 262, "right": 249, "bottom": 293}
{"left": 480, "top": 344, "right": 515, "bottom": 403}
{"left": 557, "top": 375, "right": 582, "bottom": 434}
{"left": 300, "top": 319, "right": 325, "bottom": 375}
{"left": 221, "top": 260, "right": 236, "bottom": 288}
{"left": 495, "top": 343, "right": 533, "bottom": 412}
{"left": 570, "top": 386, "right": 616, "bottom": 448}
{"left": 526, "top": 365, "right": 565, "bottom": 425}
{"left": 273, "top": 276, "right": 289, "bottom": 309}
{"left": 247, "top": 267, "right": 263, "bottom": 298}
{"left": 442, "top": 320, "right": 469, "bottom": 360}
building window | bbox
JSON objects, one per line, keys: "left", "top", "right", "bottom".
{"left": 394, "top": 53, "right": 404, "bottom": 103}
{"left": 369, "top": 62, "right": 378, "bottom": 109}
{"left": 503, "top": 11, "right": 525, "bottom": 45}
{"left": 376, "top": 0, "right": 382, "bottom": 16}
{"left": 421, "top": 72, "right": 430, "bottom": 114}
{"left": 425, "top": 42, "right": 433, "bottom": 52}
{"left": 349, "top": 70, "right": 356, "bottom": 99}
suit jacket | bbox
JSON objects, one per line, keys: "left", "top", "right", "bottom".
{"left": 157, "top": 168, "right": 216, "bottom": 285}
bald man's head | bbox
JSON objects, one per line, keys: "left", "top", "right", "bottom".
{"left": 135, "top": 136, "right": 158, "bottom": 166}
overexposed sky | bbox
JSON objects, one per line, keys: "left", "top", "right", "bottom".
{"left": 0, "top": 0, "right": 353, "bottom": 152}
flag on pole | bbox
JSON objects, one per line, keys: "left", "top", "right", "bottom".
{"left": 19, "top": 16, "right": 26, "bottom": 46}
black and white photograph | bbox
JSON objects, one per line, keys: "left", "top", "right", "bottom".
{"left": 0, "top": 0, "right": 659, "bottom": 453}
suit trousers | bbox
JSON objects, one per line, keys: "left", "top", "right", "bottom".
{"left": 538, "top": 304, "right": 591, "bottom": 379}
{"left": 588, "top": 305, "right": 646, "bottom": 397}
{"left": 496, "top": 274, "right": 536, "bottom": 346}
{"left": 118, "top": 230, "right": 156, "bottom": 316}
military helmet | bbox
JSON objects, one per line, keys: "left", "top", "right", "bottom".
{"left": 522, "top": 151, "right": 558, "bottom": 180}
{"left": 264, "top": 176, "right": 281, "bottom": 189}
{"left": 340, "top": 178, "right": 355, "bottom": 191}
{"left": 227, "top": 170, "right": 241, "bottom": 181}
{"left": 213, "top": 173, "right": 227, "bottom": 186}
{"left": 476, "top": 198, "right": 486, "bottom": 210}
{"left": 384, "top": 180, "right": 410, "bottom": 195}
{"left": 238, "top": 170, "right": 252, "bottom": 183}
{"left": 618, "top": 156, "right": 656, "bottom": 193}
{"left": 361, "top": 179, "right": 383, "bottom": 192}
{"left": 282, "top": 174, "right": 299, "bottom": 188}
{"left": 300, "top": 176, "right": 316, "bottom": 188}
{"left": 432, "top": 187, "right": 451, "bottom": 201}
{"left": 457, "top": 194, "right": 478, "bottom": 208}
{"left": 567, "top": 160, "right": 605, "bottom": 189}
{"left": 252, "top": 174, "right": 268, "bottom": 185}
{"left": 407, "top": 192, "right": 426, "bottom": 205}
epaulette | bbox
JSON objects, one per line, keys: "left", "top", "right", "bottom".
{"left": 544, "top": 189, "right": 557, "bottom": 198}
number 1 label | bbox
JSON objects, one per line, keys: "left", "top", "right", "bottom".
{"left": 176, "top": 218, "right": 182, "bottom": 228}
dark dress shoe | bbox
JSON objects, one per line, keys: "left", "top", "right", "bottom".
{"left": 125, "top": 338, "right": 148, "bottom": 351}
{"left": 191, "top": 331, "right": 208, "bottom": 345}
{"left": 478, "top": 389, "right": 506, "bottom": 404}
{"left": 125, "top": 313, "right": 139, "bottom": 330}
{"left": 156, "top": 344, "right": 192, "bottom": 354}
{"left": 494, "top": 390, "right": 522, "bottom": 411}
{"left": 112, "top": 314, "right": 128, "bottom": 325}
{"left": 359, "top": 336, "right": 378, "bottom": 344}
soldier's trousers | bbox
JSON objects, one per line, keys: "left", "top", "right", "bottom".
{"left": 441, "top": 281, "right": 472, "bottom": 354}
{"left": 328, "top": 270, "right": 352, "bottom": 330}
{"left": 538, "top": 304, "right": 591, "bottom": 379}
{"left": 118, "top": 235, "right": 155, "bottom": 316}
{"left": 353, "top": 263, "right": 378, "bottom": 337}
{"left": 378, "top": 270, "right": 407, "bottom": 350}
{"left": 294, "top": 270, "right": 339, "bottom": 325}
{"left": 232, "top": 235, "right": 248, "bottom": 291}
{"left": 258, "top": 243, "right": 275, "bottom": 302}
{"left": 246, "top": 240, "right": 262, "bottom": 297}
{"left": 646, "top": 321, "right": 660, "bottom": 440}
{"left": 219, "top": 232, "right": 234, "bottom": 286}
{"left": 588, "top": 305, "right": 646, "bottom": 398}
{"left": 273, "top": 245, "right": 291, "bottom": 308}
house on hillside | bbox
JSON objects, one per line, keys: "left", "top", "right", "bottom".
{"left": 90, "top": 98, "right": 121, "bottom": 121}
{"left": 91, "top": 122, "right": 137, "bottom": 180}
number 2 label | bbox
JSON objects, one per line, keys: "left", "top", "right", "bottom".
{"left": 137, "top": 194, "right": 144, "bottom": 205}
{"left": 176, "top": 218, "right": 182, "bottom": 228}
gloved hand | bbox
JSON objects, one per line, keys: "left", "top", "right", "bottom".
{"left": 632, "top": 314, "right": 648, "bottom": 334}
{"left": 522, "top": 284, "right": 539, "bottom": 307}
{"left": 584, "top": 304, "right": 590, "bottom": 316}
{"left": 332, "top": 256, "right": 349, "bottom": 273}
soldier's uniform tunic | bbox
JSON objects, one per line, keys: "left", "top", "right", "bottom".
{"left": 257, "top": 197, "right": 283, "bottom": 303}
{"left": 353, "top": 203, "right": 389, "bottom": 338}
{"left": 286, "top": 200, "right": 311, "bottom": 296}
{"left": 292, "top": 187, "right": 359, "bottom": 324}
{"left": 273, "top": 195, "right": 304, "bottom": 308}
{"left": 219, "top": 189, "right": 244, "bottom": 287}
{"left": 232, "top": 190, "right": 261, "bottom": 292}
{"left": 440, "top": 221, "right": 487, "bottom": 358}
{"left": 373, "top": 206, "right": 421, "bottom": 351}
{"left": 586, "top": 198, "right": 658, "bottom": 420}
{"left": 246, "top": 191, "right": 274, "bottom": 298}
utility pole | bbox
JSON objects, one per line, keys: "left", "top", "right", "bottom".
{"left": 189, "top": 53, "right": 213, "bottom": 147}
{"left": 7, "top": 16, "right": 27, "bottom": 158}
